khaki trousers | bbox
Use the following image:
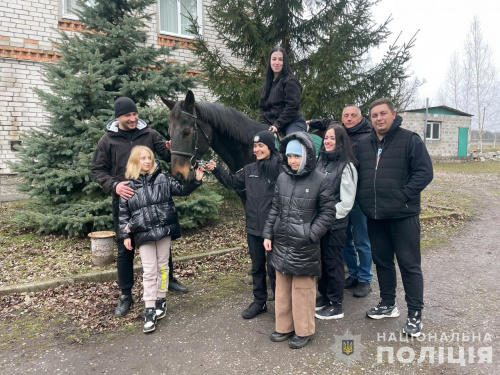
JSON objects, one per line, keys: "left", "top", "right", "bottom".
{"left": 275, "top": 270, "right": 316, "bottom": 337}
{"left": 139, "top": 236, "right": 171, "bottom": 308}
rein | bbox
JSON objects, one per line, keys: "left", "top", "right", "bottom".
{"left": 170, "top": 108, "right": 211, "bottom": 169}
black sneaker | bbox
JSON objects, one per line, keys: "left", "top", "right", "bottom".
{"left": 143, "top": 308, "right": 157, "bottom": 333}
{"left": 315, "top": 302, "right": 344, "bottom": 320}
{"left": 366, "top": 301, "right": 400, "bottom": 319}
{"left": 344, "top": 276, "right": 358, "bottom": 289}
{"left": 353, "top": 282, "right": 372, "bottom": 298}
{"left": 403, "top": 311, "right": 423, "bottom": 337}
{"left": 114, "top": 295, "right": 133, "bottom": 317}
{"left": 241, "top": 302, "right": 267, "bottom": 319}
{"left": 315, "top": 295, "right": 329, "bottom": 311}
{"left": 155, "top": 298, "right": 167, "bottom": 320}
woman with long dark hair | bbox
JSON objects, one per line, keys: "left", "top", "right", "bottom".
{"left": 259, "top": 47, "right": 307, "bottom": 136}
{"left": 314, "top": 125, "right": 358, "bottom": 321}
{"left": 205, "top": 131, "right": 281, "bottom": 319}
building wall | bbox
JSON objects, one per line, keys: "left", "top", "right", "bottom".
{"left": 0, "top": 0, "right": 240, "bottom": 174}
{"left": 399, "top": 112, "right": 471, "bottom": 157}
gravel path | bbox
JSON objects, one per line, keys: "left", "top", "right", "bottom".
{"left": 0, "top": 171, "right": 499, "bottom": 374}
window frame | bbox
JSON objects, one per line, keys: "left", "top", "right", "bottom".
{"left": 62, "top": 0, "right": 95, "bottom": 20}
{"left": 62, "top": 0, "right": 79, "bottom": 19}
{"left": 158, "top": 0, "right": 203, "bottom": 39}
{"left": 425, "top": 121, "right": 441, "bottom": 140}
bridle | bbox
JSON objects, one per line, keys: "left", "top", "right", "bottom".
{"left": 170, "top": 108, "right": 211, "bottom": 169}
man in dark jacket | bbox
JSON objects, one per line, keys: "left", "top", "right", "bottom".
{"left": 357, "top": 98, "right": 433, "bottom": 338}
{"left": 308, "top": 106, "right": 373, "bottom": 298}
{"left": 91, "top": 97, "right": 188, "bottom": 317}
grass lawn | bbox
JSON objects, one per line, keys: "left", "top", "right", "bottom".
{"left": 433, "top": 160, "right": 500, "bottom": 173}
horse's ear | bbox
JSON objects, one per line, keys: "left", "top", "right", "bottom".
{"left": 184, "top": 90, "right": 195, "bottom": 112}
{"left": 160, "top": 97, "right": 176, "bottom": 110}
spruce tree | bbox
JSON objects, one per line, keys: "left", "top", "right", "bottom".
{"left": 10, "top": 0, "right": 197, "bottom": 235}
{"left": 189, "top": 0, "right": 415, "bottom": 118}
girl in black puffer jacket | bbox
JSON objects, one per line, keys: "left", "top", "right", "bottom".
{"left": 118, "top": 146, "right": 203, "bottom": 333}
{"left": 263, "top": 132, "right": 336, "bottom": 349}
{"left": 314, "top": 125, "right": 358, "bottom": 321}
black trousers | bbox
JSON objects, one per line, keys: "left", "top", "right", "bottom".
{"left": 318, "top": 229, "right": 347, "bottom": 304}
{"left": 113, "top": 196, "right": 175, "bottom": 296}
{"left": 247, "top": 233, "right": 276, "bottom": 305}
{"left": 367, "top": 215, "right": 423, "bottom": 312}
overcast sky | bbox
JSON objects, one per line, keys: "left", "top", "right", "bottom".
{"left": 371, "top": 0, "right": 500, "bottom": 108}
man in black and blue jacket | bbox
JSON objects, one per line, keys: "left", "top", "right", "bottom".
{"left": 356, "top": 98, "right": 433, "bottom": 338}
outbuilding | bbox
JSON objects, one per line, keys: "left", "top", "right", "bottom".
{"left": 399, "top": 106, "right": 473, "bottom": 158}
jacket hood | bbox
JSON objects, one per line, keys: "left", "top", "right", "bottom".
{"left": 106, "top": 118, "right": 148, "bottom": 133}
{"left": 279, "top": 132, "right": 317, "bottom": 177}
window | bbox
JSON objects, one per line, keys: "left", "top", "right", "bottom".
{"left": 159, "top": 0, "right": 202, "bottom": 38}
{"left": 426, "top": 122, "right": 441, "bottom": 140}
{"left": 62, "top": 0, "right": 94, "bottom": 19}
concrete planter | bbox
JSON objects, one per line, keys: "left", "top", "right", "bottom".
{"left": 88, "top": 231, "right": 115, "bottom": 266}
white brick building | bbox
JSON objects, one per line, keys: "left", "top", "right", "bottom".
{"left": 0, "top": 0, "right": 240, "bottom": 176}
{"left": 400, "top": 106, "right": 473, "bottom": 158}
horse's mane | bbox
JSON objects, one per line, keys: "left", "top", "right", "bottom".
{"left": 172, "top": 100, "right": 268, "bottom": 144}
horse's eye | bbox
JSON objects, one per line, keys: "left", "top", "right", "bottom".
{"left": 182, "top": 129, "right": 190, "bottom": 137}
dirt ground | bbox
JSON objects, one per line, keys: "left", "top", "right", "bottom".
{"left": 0, "top": 170, "right": 499, "bottom": 375}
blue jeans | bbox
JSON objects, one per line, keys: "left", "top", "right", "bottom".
{"left": 343, "top": 200, "right": 373, "bottom": 283}
{"left": 284, "top": 116, "right": 307, "bottom": 135}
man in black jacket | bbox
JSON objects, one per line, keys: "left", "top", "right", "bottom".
{"left": 308, "top": 106, "right": 373, "bottom": 298}
{"left": 91, "top": 97, "right": 188, "bottom": 317}
{"left": 357, "top": 98, "right": 433, "bottom": 338}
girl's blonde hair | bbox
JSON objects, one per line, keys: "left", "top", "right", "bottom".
{"left": 125, "top": 146, "right": 157, "bottom": 179}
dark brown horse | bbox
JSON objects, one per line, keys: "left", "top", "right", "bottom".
{"left": 162, "top": 90, "right": 269, "bottom": 185}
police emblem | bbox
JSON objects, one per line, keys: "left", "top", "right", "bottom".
{"left": 254, "top": 135, "right": 260, "bottom": 142}
{"left": 330, "top": 330, "right": 364, "bottom": 365}
{"left": 342, "top": 339, "right": 354, "bottom": 356}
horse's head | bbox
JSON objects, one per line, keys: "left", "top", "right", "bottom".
{"left": 162, "top": 90, "right": 211, "bottom": 185}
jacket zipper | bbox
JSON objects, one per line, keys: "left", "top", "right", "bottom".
{"left": 283, "top": 178, "right": 297, "bottom": 273}
{"left": 142, "top": 175, "right": 156, "bottom": 232}
{"left": 374, "top": 143, "right": 383, "bottom": 220}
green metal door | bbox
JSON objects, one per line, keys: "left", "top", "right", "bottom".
{"left": 457, "top": 127, "right": 468, "bottom": 157}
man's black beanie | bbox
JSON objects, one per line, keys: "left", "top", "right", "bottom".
{"left": 253, "top": 130, "right": 277, "bottom": 152}
{"left": 114, "top": 97, "right": 138, "bottom": 118}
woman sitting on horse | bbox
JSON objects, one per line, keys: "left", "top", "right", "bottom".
{"left": 259, "top": 47, "right": 307, "bottom": 136}
{"left": 204, "top": 131, "right": 281, "bottom": 319}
